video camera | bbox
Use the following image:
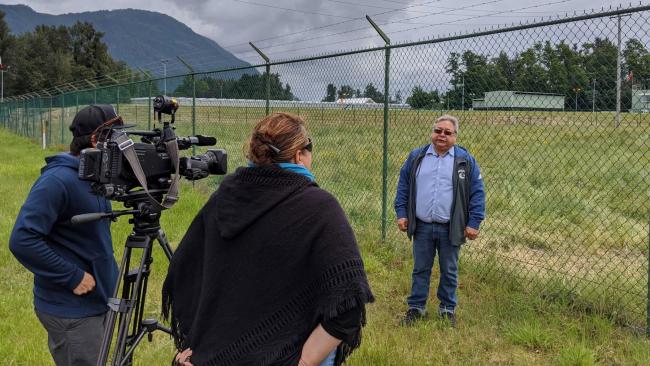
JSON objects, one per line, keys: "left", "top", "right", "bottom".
{"left": 78, "top": 96, "right": 227, "bottom": 202}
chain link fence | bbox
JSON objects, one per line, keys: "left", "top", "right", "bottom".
{"left": 2, "top": 5, "right": 649, "bottom": 334}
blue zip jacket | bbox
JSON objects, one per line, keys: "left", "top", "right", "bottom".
{"left": 9, "top": 153, "right": 118, "bottom": 318}
{"left": 394, "top": 144, "right": 485, "bottom": 246}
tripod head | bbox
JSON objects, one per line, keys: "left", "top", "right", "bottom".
{"left": 71, "top": 190, "right": 167, "bottom": 233}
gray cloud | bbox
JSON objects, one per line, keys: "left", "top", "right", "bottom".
{"left": 5, "top": 0, "right": 631, "bottom": 64}
{"left": 2, "top": 0, "right": 642, "bottom": 100}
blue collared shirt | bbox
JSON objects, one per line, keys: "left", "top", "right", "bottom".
{"left": 415, "top": 144, "right": 455, "bottom": 223}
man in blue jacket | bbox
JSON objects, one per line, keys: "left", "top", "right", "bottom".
{"left": 394, "top": 114, "right": 485, "bottom": 327}
{"left": 10, "top": 105, "right": 119, "bottom": 366}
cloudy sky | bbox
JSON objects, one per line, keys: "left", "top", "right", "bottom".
{"left": 0, "top": 0, "right": 636, "bottom": 64}
{"left": 1, "top": 0, "right": 644, "bottom": 100}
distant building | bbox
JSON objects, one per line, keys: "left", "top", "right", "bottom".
{"left": 336, "top": 97, "right": 377, "bottom": 104}
{"left": 472, "top": 91, "right": 564, "bottom": 110}
{"left": 631, "top": 89, "right": 650, "bottom": 112}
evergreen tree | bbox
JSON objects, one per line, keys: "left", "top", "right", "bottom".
{"left": 322, "top": 83, "right": 337, "bottom": 102}
{"left": 337, "top": 85, "right": 354, "bottom": 100}
{"left": 363, "top": 83, "right": 384, "bottom": 103}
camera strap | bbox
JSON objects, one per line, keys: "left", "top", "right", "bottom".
{"left": 114, "top": 132, "right": 180, "bottom": 210}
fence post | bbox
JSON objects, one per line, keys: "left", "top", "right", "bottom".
{"left": 22, "top": 98, "right": 26, "bottom": 137}
{"left": 177, "top": 56, "right": 197, "bottom": 154}
{"left": 367, "top": 15, "right": 391, "bottom": 241}
{"left": 148, "top": 81, "right": 152, "bottom": 129}
{"left": 39, "top": 96, "right": 45, "bottom": 149}
{"left": 61, "top": 94, "right": 65, "bottom": 145}
{"left": 192, "top": 73, "right": 196, "bottom": 155}
{"left": 647, "top": 220, "right": 650, "bottom": 337}
{"left": 266, "top": 63, "right": 271, "bottom": 115}
{"left": 31, "top": 98, "right": 36, "bottom": 139}
{"left": 135, "top": 89, "right": 138, "bottom": 124}
{"left": 49, "top": 96, "right": 53, "bottom": 147}
{"left": 248, "top": 42, "right": 270, "bottom": 115}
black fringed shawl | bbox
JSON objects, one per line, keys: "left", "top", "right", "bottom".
{"left": 162, "top": 166, "right": 374, "bottom": 366}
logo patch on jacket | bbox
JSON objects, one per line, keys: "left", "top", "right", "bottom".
{"left": 458, "top": 169, "right": 466, "bottom": 179}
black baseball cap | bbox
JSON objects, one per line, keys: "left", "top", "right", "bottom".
{"left": 69, "top": 104, "right": 118, "bottom": 137}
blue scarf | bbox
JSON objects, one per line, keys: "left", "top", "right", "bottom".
{"left": 247, "top": 162, "right": 315, "bottom": 181}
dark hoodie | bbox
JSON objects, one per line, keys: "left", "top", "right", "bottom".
{"left": 9, "top": 153, "right": 118, "bottom": 318}
{"left": 162, "top": 165, "right": 374, "bottom": 366}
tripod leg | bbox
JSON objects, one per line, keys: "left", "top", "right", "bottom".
{"left": 113, "top": 236, "right": 154, "bottom": 364}
{"left": 97, "top": 245, "right": 133, "bottom": 366}
{"left": 157, "top": 229, "right": 174, "bottom": 261}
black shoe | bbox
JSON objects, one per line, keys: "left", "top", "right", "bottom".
{"left": 400, "top": 308, "right": 425, "bottom": 326}
{"left": 439, "top": 312, "right": 457, "bottom": 327}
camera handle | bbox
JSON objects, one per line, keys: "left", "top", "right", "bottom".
{"left": 96, "top": 210, "right": 174, "bottom": 366}
{"left": 113, "top": 132, "right": 181, "bottom": 211}
{"left": 71, "top": 209, "right": 139, "bottom": 224}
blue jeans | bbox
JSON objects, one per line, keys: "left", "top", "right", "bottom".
{"left": 407, "top": 221, "right": 460, "bottom": 314}
{"left": 318, "top": 350, "right": 336, "bottom": 366}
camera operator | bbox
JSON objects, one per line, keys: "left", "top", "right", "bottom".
{"left": 162, "top": 112, "right": 374, "bottom": 366}
{"left": 9, "top": 105, "right": 120, "bottom": 366}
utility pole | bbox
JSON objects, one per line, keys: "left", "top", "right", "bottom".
{"left": 573, "top": 86, "right": 581, "bottom": 112}
{"left": 461, "top": 73, "right": 465, "bottom": 111}
{"left": 592, "top": 78, "right": 596, "bottom": 113}
{"left": 611, "top": 13, "right": 631, "bottom": 128}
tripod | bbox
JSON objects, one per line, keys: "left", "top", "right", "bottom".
{"left": 96, "top": 192, "right": 174, "bottom": 366}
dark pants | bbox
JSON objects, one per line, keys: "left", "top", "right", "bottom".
{"left": 407, "top": 220, "right": 460, "bottom": 314}
{"left": 36, "top": 310, "right": 106, "bottom": 366}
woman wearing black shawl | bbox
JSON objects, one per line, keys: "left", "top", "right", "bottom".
{"left": 162, "top": 112, "right": 374, "bottom": 366}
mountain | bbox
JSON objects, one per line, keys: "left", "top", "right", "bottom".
{"left": 0, "top": 4, "right": 257, "bottom": 79}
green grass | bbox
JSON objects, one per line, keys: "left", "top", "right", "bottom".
{"left": 5, "top": 106, "right": 650, "bottom": 324}
{"left": 1, "top": 106, "right": 650, "bottom": 365}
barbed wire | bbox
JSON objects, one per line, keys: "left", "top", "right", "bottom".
{"left": 234, "top": 0, "right": 576, "bottom": 58}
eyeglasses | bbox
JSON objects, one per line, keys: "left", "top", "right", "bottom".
{"left": 303, "top": 137, "right": 313, "bottom": 152}
{"left": 433, "top": 128, "right": 456, "bottom": 136}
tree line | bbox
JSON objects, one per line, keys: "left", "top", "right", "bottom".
{"left": 173, "top": 73, "right": 294, "bottom": 100}
{"left": 321, "top": 83, "right": 402, "bottom": 104}
{"left": 407, "top": 38, "right": 650, "bottom": 110}
{"left": 0, "top": 11, "right": 132, "bottom": 96}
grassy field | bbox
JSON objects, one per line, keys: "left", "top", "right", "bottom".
{"left": 4, "top": 104, "right": 650, "bottom": 324}
{"left": 1, "top": 105, "right": 649, "bottom": 365}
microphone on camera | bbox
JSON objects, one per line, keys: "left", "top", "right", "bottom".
{"left": 194, "top": 135, "right": 217, "bottom": 146}
{"left": 176, "top": 135, "right": 217, "bottom": 150}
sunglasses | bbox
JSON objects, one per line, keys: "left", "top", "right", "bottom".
{"left": 433, "top": 128, "right": 456, "bottom": 136}
{"left": 303, "top": 137, "right": 313, "bottom": 152}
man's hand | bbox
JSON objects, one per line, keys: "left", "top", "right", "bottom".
{"left": 73, "top": 272, "right": 96, "bottom": 295}
{"left": 397, "top": 218, "right": 408, "bottom": 232}
{"left": 465, "top": 227, "right": 479, "bottom": 240}
{"left": 175, "top": 349, "right": 193, "bottom": 366}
